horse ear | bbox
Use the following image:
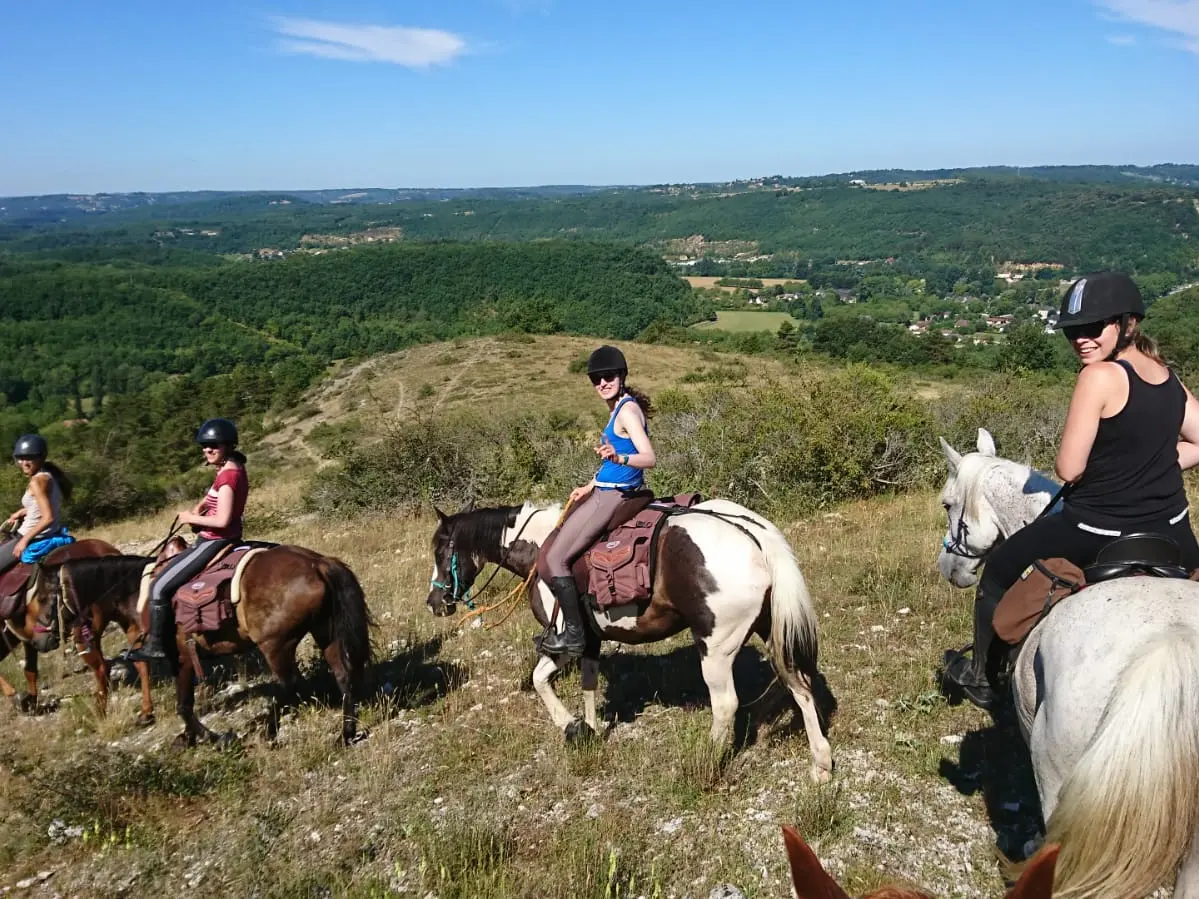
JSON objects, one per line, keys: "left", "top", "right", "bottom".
{"left": 1005, "top": 844, "right": 1059, "bottom": 899}
{"left": 939, "top": 436, "right": 963, "bottom": 473}
{"left": 976, "top": 428, "right": 997, "bottom": 457}
{"left": 781, "top": 825, "right": 853, "bottom": 899}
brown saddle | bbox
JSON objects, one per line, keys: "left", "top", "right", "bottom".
{"left": 0, "top": 540, "right": 116, "bottom": 621}
{"left": 994, "top": 533, "right": 1197, "bottom": 646}
{"left": 170, "top": 545, "right": 265, "bottom": 636}
{"left": 536, "top": 492, "right": 703, "bottom": 610}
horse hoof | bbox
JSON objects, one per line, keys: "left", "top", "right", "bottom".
{"left": 214, "top": 732, "right": 239, "bottom": 750}
{"left": 13, "top": 693, "right": 37, "bottom": 715}
{"left": 564, "top": 719, "right": 598, "bottom": 745}
{"left": 135, "top": 713, "right": 155, "bottom": 728}
{"left": 172, "top": 732, "right": 196, "bottom": 750}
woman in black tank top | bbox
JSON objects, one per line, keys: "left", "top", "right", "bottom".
{"left": 943, "top": 272, "right": 1199, "bottom": 710}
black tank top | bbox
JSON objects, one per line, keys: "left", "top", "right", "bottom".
{"left": 1066, "top": 360, "right": 1187, "bottom": 529}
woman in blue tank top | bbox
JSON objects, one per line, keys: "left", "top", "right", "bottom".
{"left": 943, "top": 272, "right": 1199, "bottom": 710}
{"left": 538, "top": 344, "right": 657, "bottom": 657}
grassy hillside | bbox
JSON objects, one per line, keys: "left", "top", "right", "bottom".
{"left": 0, "top": 336, "right": 1122, "bottom": 897}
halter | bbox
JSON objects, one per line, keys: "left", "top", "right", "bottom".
{"left": 429, "top": 548, "right": 474, "bottom": 610}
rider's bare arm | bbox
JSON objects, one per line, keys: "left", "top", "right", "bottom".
{"left": 1056, "top": 363, "right": 1118, "bottom": 483}
{"left": 181, "top": 485, "right": 234, "bottom": 529}
{"left": 1179, "top": 385, "right": 1199, "bottom": 472}
{"left": 15, "top": 476, "right": 55, "bottom": 548}
{"left": 616, "top": 404, "right": 656, "bottom": 470}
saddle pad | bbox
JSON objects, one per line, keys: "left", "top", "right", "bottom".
{"left": 137, "top": 546, "right": 267, "bottom": 614}
{"left": 994, "top": 558, "right": 1085, "bottom": 645}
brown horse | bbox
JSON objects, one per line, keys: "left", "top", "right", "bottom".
{"left": 59, "top": 540, "right": 374, "bottom": 746}
{"left": 0, "top": 539, "right": 140, "bottom": 715}
{"left": 782, "top": 825, "right": 1059, "bottom": 899}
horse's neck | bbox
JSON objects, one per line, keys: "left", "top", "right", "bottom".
{"left": 986, "top": 459, "right": 1058, "bottom": 535}
{"left": 497, "top": 503, "right": 560, "bottom": 577}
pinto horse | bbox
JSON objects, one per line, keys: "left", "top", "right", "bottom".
{"left": 59, "top": 540, "right": 374, "bottom": 746}
{"left": 938, "top": 429, "right": 1199, "bottom": 897}
{"left": 426, "top": 498, "right": 834, "bottom": 783}
{"left": 782, "top": 825, "right": 1059, "bottom": 898}
{"left": 0, "top": 539, "right": 134, "bottom": 715}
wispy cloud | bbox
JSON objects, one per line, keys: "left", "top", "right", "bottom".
{"left": 272, "top": 17, "right": 468, "bottom": 68}
{"left": 1107, "top": 33, "right": 1138, "bottom": 44}
{"left": 1094, "top": 0, "right": 1199, "bottom": 53}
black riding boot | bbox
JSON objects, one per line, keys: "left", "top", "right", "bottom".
{"left": 123, "top": 595, "right": 171, "bottom": 662}
{"left": 536, "top": 576, "right": 586, "bottom": 658}
{"left": 942, "top": 580, "right": 1005, "bottom": 710}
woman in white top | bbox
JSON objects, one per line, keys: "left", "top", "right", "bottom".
{"left": 0, "top": 434, "right": 71, "bottom": 573}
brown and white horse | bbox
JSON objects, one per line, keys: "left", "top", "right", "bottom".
{"left": 426, "top": 498, "right": 834, "bottom": 783}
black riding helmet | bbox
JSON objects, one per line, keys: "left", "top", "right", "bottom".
{"left": 1055, "top": 272, "right": 1145, "bottom": 329}
{"left": 1055, "top": 272, "right": 1146, "bottom": 360}
{"left": 12, "top": 434, "right": 47, "bottom": 459}
{"left": 586, "top": 345, "right": 628, "bottom": 376}
{"left": 196, "top": 418, "right": 239, "bottom": 446}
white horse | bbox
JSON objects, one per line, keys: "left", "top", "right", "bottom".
{"left": 939, "top": 429, "right": 1199, "bottom": 897}
{"left": 425, "top": 498, "right": 834, "bottom": 783}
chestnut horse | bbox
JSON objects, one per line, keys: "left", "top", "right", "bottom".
{"left": 782, "top": 825, "right": 1059, "bottom": 898}
{"left": 426, "top": 499, "right": 834, "bottom": 783}
{"left": 0, "top": 539, "right": 142, "bottom": 715}
{"left": 59, "top": 541, "right": 374, "bottom": 746}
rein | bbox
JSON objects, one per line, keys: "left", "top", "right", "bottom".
{"left": 433, "top": 503, "right": 550, "bottom": 613}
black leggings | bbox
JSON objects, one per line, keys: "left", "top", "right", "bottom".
{"left": 981, "top": 509, "right": 1199, "bottom": 598}
{"left": 150, "top": 538, "right": 230, "bottom": 605}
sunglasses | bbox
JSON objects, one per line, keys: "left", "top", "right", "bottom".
{"left": 200, "top": 444, "right": 223, "bottom": 451}
{"left": 1062, "top": 319, "right": 1114, "bottom": 342}
{"left": 589, "top": 370, "right": 621, "bottom": 386}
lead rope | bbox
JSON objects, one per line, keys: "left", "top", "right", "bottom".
{"left": 458, "top": 498, "right": 576, "bottom": 631}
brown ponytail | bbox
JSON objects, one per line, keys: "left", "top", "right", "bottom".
{"left": 622, "top": 384, "right": 655, "bottom": 419}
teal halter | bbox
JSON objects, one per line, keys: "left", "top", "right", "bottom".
{"left": 430, "top": 550, "right": 474, "bottom": 610}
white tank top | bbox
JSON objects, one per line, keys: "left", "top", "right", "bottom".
{"left": 19, "top": 472, "right": 62, "bottom": 537}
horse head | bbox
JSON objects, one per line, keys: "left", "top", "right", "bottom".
{"left": 425, "top": 506, "right": 484, "bottom": 617}
{"left": 782, "top": 825, "right": 1059, "bottom": 898}
{"left": 25, "top": 569, "right": 63, "bottom": 654}
{"left": 936, "top": 428, "right": 1007, "bottom": 588}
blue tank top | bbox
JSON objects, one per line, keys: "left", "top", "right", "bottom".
{"left": 594, "top": 395, "right": 644, "bottom": 490}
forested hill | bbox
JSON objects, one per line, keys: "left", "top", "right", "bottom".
{"left": 5, "top": 177, "right": 1197, "bottom": 275}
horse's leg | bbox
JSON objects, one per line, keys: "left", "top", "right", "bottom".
{"left": 532, "top": 655, "right": 579, "bottom": 735}
{"left": 776, "top": 666, "right": 833, "bottom": 784}
{"left": 319, "top": 642, "right": 360, "bottom": 745}
{"left": 700, "top": 646, "right": 740, "bottom": 747}
{"left": 259, "top": 638, "right": 300, "bottom": 743}
{"left": 173, "top": 656, "right": 212, "bottom": 748}
{"left": 124, "top": 622, "right": 155, "bottom": 726}
{"left": 20, "top": 642, "right": 38, "bottom": 713}
{"left": 580, "top": 652, "right": 600, "bottom": 734}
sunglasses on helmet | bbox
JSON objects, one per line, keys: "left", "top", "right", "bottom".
{"left": 589, "top": 370, "right": 621, "bottom": 386}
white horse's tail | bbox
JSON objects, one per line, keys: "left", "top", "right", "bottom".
{"left": 698, "top": 501, "right": 819, "bottom": 673}
{"left": 1046, "top": 625, "right": 1199, "bottom": 898}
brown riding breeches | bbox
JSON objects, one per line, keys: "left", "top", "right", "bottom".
{"left": 543, "top": 489, "right": 626, "bottom": 579}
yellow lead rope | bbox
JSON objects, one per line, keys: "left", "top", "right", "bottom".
{"left": 456, "top": 497, "right": 575, "bottom": 630}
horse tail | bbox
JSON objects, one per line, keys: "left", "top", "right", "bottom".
{"left": 318, "top": 558, "right": 375, "bottom": 682}
{"left": 1045, "top": 625, "right": 1199, "bottom": 899}
{"left": 707, "top": 503, "right": 818, "bottom": 674}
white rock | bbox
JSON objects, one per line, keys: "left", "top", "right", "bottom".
{"left": 940, "top": 734, "right": 963, "bottom": 745}
{"left": 898, "top": 607, "right": 911, "bottom": 615}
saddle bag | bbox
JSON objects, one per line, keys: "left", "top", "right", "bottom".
{"left": 993, "top": 558, "right": 1085, "bottom": 645}
{"left": 588, "top": 534, "right": 652, "bottom": 607}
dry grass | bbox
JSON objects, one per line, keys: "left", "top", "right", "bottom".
{"left": 0, "top": 337, "right": 1064, "bottom": 897}
{"left": 684, "top": 277, "right": 806, "bottom": 292}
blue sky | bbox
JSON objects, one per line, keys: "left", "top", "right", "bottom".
{"left": 2, "top": 0, "right": 1197, "bottom": 194}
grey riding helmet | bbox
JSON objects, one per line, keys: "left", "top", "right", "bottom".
{"left": 12, "top": 434, "right": 47, "bottom": 459}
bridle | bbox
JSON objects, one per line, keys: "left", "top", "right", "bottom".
{"left": 429, "top": 510, "right": 539, "bottom": 611}
{"left": 940, "top": 482, "right": 1072, "bottom": 561}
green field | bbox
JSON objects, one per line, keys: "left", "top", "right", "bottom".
{"left": 692, "top": 310, "right": 801, "bottom": 332}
